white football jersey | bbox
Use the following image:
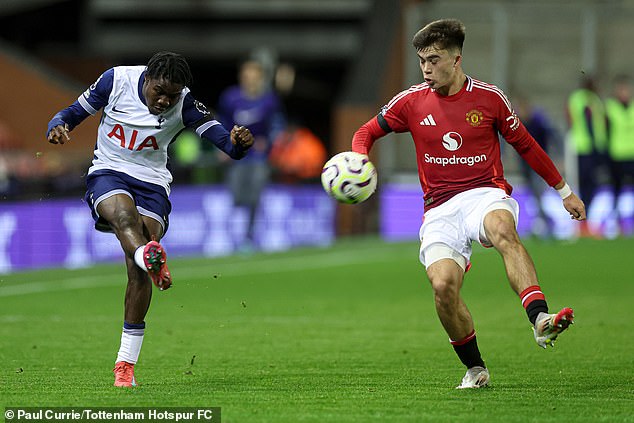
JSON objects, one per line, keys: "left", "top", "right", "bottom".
{"left": 78, "top": 66, "right": 185, "bottom": 194}
{"left": 53, "top": 65, "right": 246, "bottom": 195}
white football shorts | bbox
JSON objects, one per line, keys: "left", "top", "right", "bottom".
{"left": 419, "top": 187, "right": 519, "bottom": 271}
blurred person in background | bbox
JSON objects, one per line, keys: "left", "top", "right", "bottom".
{"left": 606, "top": 74, "right": 634, "bottom": 235}
{"left": 514, "top": 94, "right": 560, "bottom": 237}
{"left": 46, "top": 51, "right": 254, "bottom": 387}
{"left": 217, "top": 57, "right": 286, "bottom": 252}
{"left": 269, "top": 119, "right": 327, "bottom": 184}
{"left": 0, "top": 119, "right": 18, "bottom": 195}
{"left": 567, "top": 75, "right": 608, "bottom": 234}
{"left": 350, "top": 19, "right": 585, "bottom": 389}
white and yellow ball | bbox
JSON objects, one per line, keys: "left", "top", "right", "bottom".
{"left": 321, "top": 151, "right": 377, "bottom": 204}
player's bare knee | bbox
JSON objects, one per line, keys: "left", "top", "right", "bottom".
{"left": 428, "top": 271, "right": 461, "bottom": 305}
{"left": 110, "top": 209, "right": 142, "bottom": 233}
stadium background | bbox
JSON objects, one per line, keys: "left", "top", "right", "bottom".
{"left": 1, "top": 0, "right": 634, "bottom": 271}
{"left": 2, "top": 2, "right": 634, "bottom": 421}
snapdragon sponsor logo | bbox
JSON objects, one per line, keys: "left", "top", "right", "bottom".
{"left": 425, "top": 131, "right": 488, "bottom": 166}
{"left": 442, "top": 132, "right": 462, "bottom": 151}
{"left": 424, "top": 153, "right": 488, "bottom": 166}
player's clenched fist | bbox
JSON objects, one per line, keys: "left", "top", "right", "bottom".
{"left": 563, "top": 193, "right": 586, "bottom": 221}
{"left": 230, "top": 125, "right": 254, "bottom": 149}
{"left": 48, "top": 124, "right": 71, "bottom": 145}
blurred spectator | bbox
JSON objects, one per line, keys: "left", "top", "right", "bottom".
{"left": 269, "top": 121, "right": 327, "bottom": 184}
{"left": 566, "top": 75, "right": 608, "bottom": 232}
{"left": 606, "top": 74, "right": 634, "bottom": 234}
{"left": 0, "top": 119, "right": 18, "bottom": 195}
{"left": 0, "top": 118, "right": 84, "bottom": 199}
{"left": 274, "top": 62, "right": 296, "bottom": 97}
{"left": 217, "top": 57, "right": 286, "bottom": 251}
{"left": 514, "top": 95, "right": 560, "bottom": 236}
{"left": 168, "top": 129, "right": 225, "bottom": 185}
{"left": 0, "top": 120, "right": 19, "bottom": 150}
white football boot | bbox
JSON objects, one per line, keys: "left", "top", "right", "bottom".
{"left": 533, "top": 307, "right": 574, "bottom": 348}
{"left": 456, "top": 366, "right": 490, "bottom": 389}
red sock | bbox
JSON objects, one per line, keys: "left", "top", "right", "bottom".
{"left": 519, "top": 285, "right": 548, "bottom": 325}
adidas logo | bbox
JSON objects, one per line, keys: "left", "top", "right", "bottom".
{"left": 419, "top": 114, "right": 437, "bottom": 126}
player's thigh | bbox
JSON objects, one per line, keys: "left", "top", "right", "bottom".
{"left": 96, "top": 193, "right": 143, "bottom": 231}
{"left": 419, "top": 202, "right": 472, "bottom": 270}
{"left": 421, "top": 242, "right": 468, "bottom": 272}
{"left": 467, "top": 189, "right": 519, "bottom": 247}
{"left": 482, "top": 208, "right": 520, "bottom": 247}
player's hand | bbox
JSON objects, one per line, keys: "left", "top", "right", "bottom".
{"left": 230, "top": 125, "right": 254, "bottom": 149}
{"left": 48, "top": 124, "right": 71, "bottom": 145}
{"left": 563, "top": 193, "right": 586, "bottom": 221}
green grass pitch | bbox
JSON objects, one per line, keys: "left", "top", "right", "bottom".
{"left": 1, "top": 237, "right": 633, "bottom": 422}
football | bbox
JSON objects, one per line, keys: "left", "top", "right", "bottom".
{"left": 321, "top": 151, "right": 377, "bottom": 204}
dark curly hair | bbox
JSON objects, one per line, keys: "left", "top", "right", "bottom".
{"left": 145, "top": 51, "right": 193, "bottom": 87}
{"left": 412, "top": 19, "right": 465, "bottom": 53}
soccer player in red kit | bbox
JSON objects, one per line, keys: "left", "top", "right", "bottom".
{"left": 352, "top": 19, "right": 586, "bottom": 388}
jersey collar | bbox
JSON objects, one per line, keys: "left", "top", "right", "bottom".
{"left": 138, "top": 70, "right": 147, "bottom": 106}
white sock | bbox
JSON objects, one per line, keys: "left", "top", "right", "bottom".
{"left": 116, "top": 324, "right": 145, "bottom": 364}
{"left": 134, "top": 245, "right": 148, "bottom": 273}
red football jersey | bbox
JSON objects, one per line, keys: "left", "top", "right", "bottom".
{"left": 373, "top": 76, "right": 561, "bottom": 209}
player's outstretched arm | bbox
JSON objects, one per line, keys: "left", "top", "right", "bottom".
{"left": 47, "top": 123, "right": 71, "bottom": 145}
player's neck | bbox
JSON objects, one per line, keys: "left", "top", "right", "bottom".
{"left": 437, "top": 72, "right": 466, "bottom": 97}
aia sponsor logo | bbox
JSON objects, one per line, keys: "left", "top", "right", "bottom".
{"left": 107, "top": 124, "right": 159, "bottom": 151}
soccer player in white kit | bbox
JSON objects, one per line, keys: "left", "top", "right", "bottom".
{"left": 47, "top": 52, "right": 254, "bottom": 387}
{"left": 351, "top": 20, "right": 586, "bottom": 388}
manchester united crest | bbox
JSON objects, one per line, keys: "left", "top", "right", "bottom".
{"left": 465, "top": 109, "right": 483, "bottom": 127}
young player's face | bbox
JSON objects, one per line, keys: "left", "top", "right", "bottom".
{"left": 142, "top": 77, "right": 184, "bottom": 115}
{"left": 417, "top": 46, "right": 460, "bottom": 93}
